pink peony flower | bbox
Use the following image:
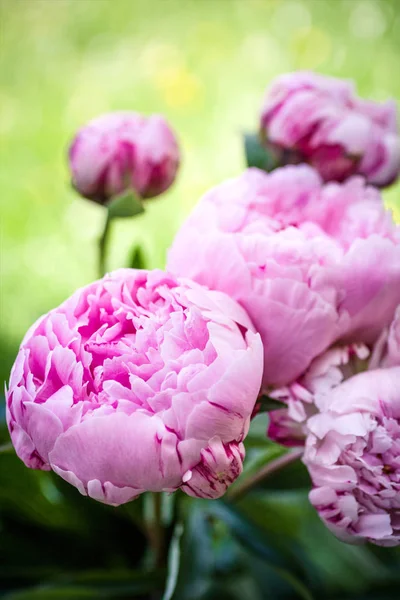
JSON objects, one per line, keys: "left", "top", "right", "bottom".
{"left": 303, "top": 366, "right": 400, "bottom": 546}
{"left": 260, "top": 71, "right": 400, "bottom": 187}
{"left": 68, "top": 112, "right": 180, "bottom": 202}
{"left": 6, "top": 269, "right": 263, "bottom": 505}
{"left": 167, "top": 165, "right": 400, "bottom": 387}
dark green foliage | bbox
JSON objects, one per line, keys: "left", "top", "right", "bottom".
{"left": 1, "top": 392, "right": 400, "bottom": 599}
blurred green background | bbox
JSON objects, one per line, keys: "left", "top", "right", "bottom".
{"left": 1, "top": 1, "right": 400, "bottom": 598}
{"left": 1, "top": 0, "right": 400, "bottom": 384}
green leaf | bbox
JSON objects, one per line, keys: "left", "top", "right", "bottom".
{"left": 257, "top": 394, "right": 286, "bottom": 413}
{"left": 233, "top": 492, "right": 393, "bottom": 597}
{"left": 172, "top": 502, "right": 214, "bottom": 598}
{"left": 172, "top": 500, "right": 265, "bottom": 600}
{"left": 208, "top": 502, "right": 314, "bottom": 600}
{"left": 128, "top": 245, "right": 147, "bottom": 270}
{"left": 106, "top": 189, "right": 144, "bottom": 219}
{"left": 209, "top": 501, "right": 292, "bottom": 570}
{"left": 243, "top": 132, "right": 277, "bottom": 171}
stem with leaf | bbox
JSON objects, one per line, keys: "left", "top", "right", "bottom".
{"left": 97, "top": 188, "right": 145, "bottom": 278}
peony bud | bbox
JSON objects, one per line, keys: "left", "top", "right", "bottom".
{"left": 260, "top": 71, "right": 400, "bottom": 187}
{"left": 68, "top": 112, "right": 180, "bottom": 203}
{"left": 6, "top": 269, "right": 263, "bottom": 505}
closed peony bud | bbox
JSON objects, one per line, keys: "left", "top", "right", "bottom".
{"left": 260, "top": 72, "right": 400, "bottom": 187}
{"left": 68, "top": 112, "right": 180, "bottom": 203}
{"left": 303, "top": 367, "right": 400, "bottom": 546}
{"left": 6, "top": 269, "right": 263, "bottom": 506}
{"left": 168, "top": 165, "right": 400, "bottom": 387}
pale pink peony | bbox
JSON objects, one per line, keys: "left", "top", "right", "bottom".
{"left": 303, "top": 367, "right": 400, "bottom": 546}
{"left": 167, "top": 165, "right": 400, "bottom": 387}
{"left": 68, "top": 112, "right": 180, "bottom": 202}
{"left": 260, "top": 71, "right": 400, "bottom": 187}
{"left": 6, "top": 269, "right": 263, "bottom": 505}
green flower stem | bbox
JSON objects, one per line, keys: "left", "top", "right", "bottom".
{"left": 98, "top": 211, "right": 111, "bottom": 278}
{"left": 145, "top": 492, "right": 166, "bottom": 573}
{"left": 153, "top": 492, "right": 165, "bottom": 570}
{"left": 227, "top": 448, "right": 304, "bottom": 502}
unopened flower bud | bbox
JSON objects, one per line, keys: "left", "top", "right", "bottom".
{"left": 68, "top": 112, "right": 180, "bottom": 203}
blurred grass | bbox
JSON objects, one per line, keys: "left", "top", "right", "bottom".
{"left": 1, "top": 0, "right": 399, "bottom": 385}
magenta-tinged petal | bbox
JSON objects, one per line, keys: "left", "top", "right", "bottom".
{"left": 51, "top": 465, "right": 86, "bottom": 495}
{"left": 49, "top": 413, "right": 182, "bottom": 492}
{"left": 326, "top": 237, "right": 400, "bottom": 344}
{"left": 182, "top": 438, "right": 244, "bottom": 499}
{"left": 10, "top": 422, "right": 45, "bottom": 470}
{"left": 356, "top": 514, "right": 393, "bottom": 539}
{"left": 86, "top": 480, "right": 140, "bottom": 506}
{"left": 208, "top": 333, "right": 262, "bottom": 412}
{"left": 268, "top": 408, "right": 306, "bottom": 447}
{"left": 308, "top": 463, "right": 357, "bottom": 491}
{"left": 185, "top": 401, "right": 245, "bottom": 444}
{"left": 245, "top": 278, "right": 338, "bottom": 386}
{"left": 22, "top": 402, "right": 64, "bottom": 466}
{"left": 309, "top": 485, "right": 338, "bottom": 507}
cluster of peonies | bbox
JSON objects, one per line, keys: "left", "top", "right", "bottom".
{"left": 260, "top": 71, "right": 400, "bottom": 187}
{"left": 267, "top": 311, "right": 400, "bottom": 546}
{"left": 6, "top": 72, "right": 400, "bottom": 547}
{"left": 168, "top": 163, "right": 400, "bottom": 546}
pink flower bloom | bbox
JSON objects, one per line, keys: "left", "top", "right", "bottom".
{"left": 68, "top": 112, "right": 180, "bottom": 202}
{"left": 303, "top": 367, "right": 400, "bottom": 546}
{"left": 168, "top": 165, "right": 400, "bottom": 387}
{"left": 6, "top": 269, "right": 263, "bottom": 505}
{"left": 260, "top": 71, "right": 400, "bottom": 187}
